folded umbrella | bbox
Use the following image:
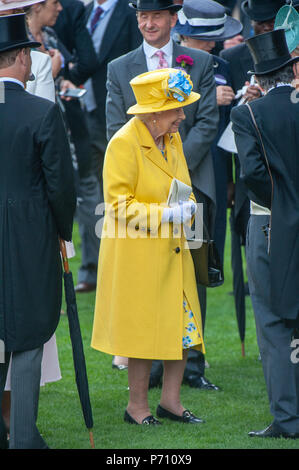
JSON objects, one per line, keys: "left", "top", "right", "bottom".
{"left": 60, "top": 239, "right": 95, "bottom": 448}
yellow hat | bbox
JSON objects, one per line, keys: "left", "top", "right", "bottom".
{"left": 127, "top": 68, "right": 200, "bottom": 115}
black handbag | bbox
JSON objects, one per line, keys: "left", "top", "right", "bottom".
{"left": 187, "top": 222, "right": 224, "bottom": 288}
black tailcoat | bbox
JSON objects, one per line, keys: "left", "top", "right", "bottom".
{"left": 0, "top": 82, "right": 76, "bottom": 351}
{"left": 231, "top": 86, "right": 299, "bottom": 321}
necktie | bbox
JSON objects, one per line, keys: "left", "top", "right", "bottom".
{"left": 155, "top": 50, "right": 169, "bottom": 69}
{"left": 90, "top": 6, "right": 103, "bottom": 35}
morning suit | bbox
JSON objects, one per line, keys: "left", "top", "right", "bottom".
{"left": 0, "top": 81, "right": 76, "bottom": 448}
{"left": 231, "top": 86, "right": 299, "bottom": 434}
{"left": 211, "top": 55, "right": 233, "bottom": 265}
{"left": 220, "top": 42, "right": 253, "bottom": 330}
{"left": 106, "top": 39, "right": 218, "bottom": 383}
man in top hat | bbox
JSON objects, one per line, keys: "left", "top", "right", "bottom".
{"left": 106, "top": 0, "right": 220, "bottom": 391}
{"left": 231, "top": 28, "right": 299, "bottom": 439}
{"left": 220, "top": 0, "right": 286, "bottom": 346}
{"left": 0, "top": 13, "right": 76, "bottom": 448}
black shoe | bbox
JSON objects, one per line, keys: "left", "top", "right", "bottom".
{"left": 248, "top": 423, "right": 299, "bottom": 439}
{"left": 183, "top": 375, "right": 220, "bottom": 391}
{"left": 124, "top": 410, "right": 162, "bottom": 425}
{"left": 156, "top": 405, "right": 205, "bottom": 424}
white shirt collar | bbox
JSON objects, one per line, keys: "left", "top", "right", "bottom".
{"left": 0, "top": 77, "right": 24, "bottom": 88}
{"left": 267, "top": 82, "right": 293, "bottom": 94}
{"left": 143, "top": 39, "right": 173, "bottom": 59}
{"left": 93, "top": 0, "right": 118, "bottom": 13}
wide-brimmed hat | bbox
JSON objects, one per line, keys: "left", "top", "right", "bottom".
{"left": 0, "top": 13, "right": 41, "bottom": 52}
{"left": 241, "top": 0, "right": 286, "bottom": 22}
{"left": 246, "top": 28, "right": 299, "bottom": 75}
{"left": 129, "top": 0, "right": 182, "bottom": 12}
{"left": 275, "top": 5, "right": 299, "bottom": 53}
{"left": 173, "top": 0, "right": 242, "bottom": 42}
{"left": 127, "top": 68, "right": 200, "bottom": 114}
{"left": 0, "top": 0, "right": 43, "bottom": 12}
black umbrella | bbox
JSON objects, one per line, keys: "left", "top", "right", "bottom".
{"left": 60, "top": 239, "right": 95, "bottom": 448}
{"left": 229, "top": 207, "right": 246, "bottom": 356}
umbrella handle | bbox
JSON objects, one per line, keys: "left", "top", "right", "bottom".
{"left": 59, "top": 238, "right": 70, "bottom": 274}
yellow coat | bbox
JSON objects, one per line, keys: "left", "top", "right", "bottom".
{"left": 91, "top": 117, "right": 204, "bottom": 360}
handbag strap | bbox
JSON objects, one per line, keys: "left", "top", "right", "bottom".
{"left": 246, "top": 103, "right": 273, "bottom": 253}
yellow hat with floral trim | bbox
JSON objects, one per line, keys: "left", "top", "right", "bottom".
{"left": 127, "top": 68, "right": 200, "bottom": 114}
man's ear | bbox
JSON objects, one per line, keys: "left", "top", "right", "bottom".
{"left": 170, "top": 12, "right": 178, "bottom": 28}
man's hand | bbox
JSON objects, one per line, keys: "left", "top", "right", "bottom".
{"left": 217, "top": 85, "right": 235, "bottom": 106}
{"left": 244, "top": 81, "right": 262, "bottom": 102}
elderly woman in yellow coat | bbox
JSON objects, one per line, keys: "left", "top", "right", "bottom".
{"left": 92, "top": 68, "right": 205, "bottom": 425}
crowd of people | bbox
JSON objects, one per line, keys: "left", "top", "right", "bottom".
{"left": 0, "top": 0, "right": 298, "bottom": 449}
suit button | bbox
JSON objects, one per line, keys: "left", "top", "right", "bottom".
{"left": 175, "top": 247, "right": 180, "bottom": 253}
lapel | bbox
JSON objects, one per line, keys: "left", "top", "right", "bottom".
{"left": 130, "top": 45, "right": 148, "bottom": 78}
{"left": 134, "top": 118, "right": 178, "bottom": 179}
{"left": 171, "top": 42, "right": 194, "bottom": 75}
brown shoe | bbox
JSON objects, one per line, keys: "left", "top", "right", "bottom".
{"left": 74, "top": 282, "right": 96, "bottom": 293}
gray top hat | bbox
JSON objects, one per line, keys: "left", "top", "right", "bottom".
{"left": 241, "top": 0, "right": 286, "bottom": 22}
{"left": 173, "top": 0, "right": 242, "bottom": 42}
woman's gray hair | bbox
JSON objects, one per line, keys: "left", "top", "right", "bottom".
{"left": 256, "top": 64, "right": 295, "bottom": 92}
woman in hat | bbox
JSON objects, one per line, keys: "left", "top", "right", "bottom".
{"left": 275, "top": 2, "right": 299, "bottom": 85}
{"left": 91, "top": 68, "right": 206, "bottom": 425}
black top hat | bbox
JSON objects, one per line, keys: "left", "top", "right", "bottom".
{"left": 129, "top": 0, "right": 182, "bottom": 12}
{"left": 0, "top": 14, "right": 40, "bottom": 53}
{"left": 173, "top": 0, "right": 243, "bottom": 42}
{"left": 241, "top": 0, "right": 286, "bottom": 22}
{"left": 246, "top": 28, "right": 299, "bottom": 75}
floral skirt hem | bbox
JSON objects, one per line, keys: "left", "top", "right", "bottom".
{"left": 182, "top": 294, "right": 203, "bottom": 351}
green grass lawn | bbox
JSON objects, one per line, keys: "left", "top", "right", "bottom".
{"left": 37, "top": 221, "right": 299, "bottom": 450}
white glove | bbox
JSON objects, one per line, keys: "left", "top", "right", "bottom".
{"left": 162, "top": 200, "right": 197, "bottom": 224}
